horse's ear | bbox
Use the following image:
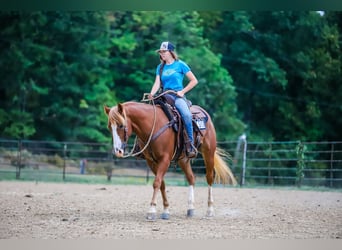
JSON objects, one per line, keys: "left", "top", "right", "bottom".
{"left": 117, "top": 103, "right": 124, "bottom": 115}
{"left": 104, "top": 105, "right": 111, "bottom": 115}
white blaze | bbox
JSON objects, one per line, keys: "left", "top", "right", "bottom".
{"left": 111, "top": 124, "right": 123, "bottom": 154}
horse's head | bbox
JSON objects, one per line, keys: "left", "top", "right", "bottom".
{"left": 104, "top": 104, "right": 130, "bottom": 157}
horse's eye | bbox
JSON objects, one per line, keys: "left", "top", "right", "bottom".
{"left": 118, "top": 124, "right": 124, "bottom": 129}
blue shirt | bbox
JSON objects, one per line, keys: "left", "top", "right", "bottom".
{"left": 156, "top": 60, "right": 191, "bottom": 91}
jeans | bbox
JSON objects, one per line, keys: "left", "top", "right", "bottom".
{"left": 175, "top": 97, "right": 194, "bottom": 143}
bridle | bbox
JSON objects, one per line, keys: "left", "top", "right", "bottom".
{"left": 110, "top": 91, "right": 178, "bottom": 158}
{"left": 111, "top": 98, "right": 157, "bottom": 158}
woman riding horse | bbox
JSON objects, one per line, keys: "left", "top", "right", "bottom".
{"left": 104, "top": 101, "right": 237, "bottom": 220}
{"left": 104, "top": 42, "right": 237, "bottom": 220}
{"left": 148, "top": 41, "right": 198, "bottom": 158}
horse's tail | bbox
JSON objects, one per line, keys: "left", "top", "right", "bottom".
{"left": 214, "top": 147, "right": 238, "bottom": 185}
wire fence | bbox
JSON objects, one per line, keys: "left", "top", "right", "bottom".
{"left": 230, "top": 140, "right": 342, "bottom": 188}
{"left": 0, "top": 139, "right": 341, "bottom": 188}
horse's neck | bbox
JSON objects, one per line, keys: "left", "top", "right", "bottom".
{"left": 125, "top": 102, "right": 157, "bottom": 137}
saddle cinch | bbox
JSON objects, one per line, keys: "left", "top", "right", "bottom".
{"left": 135, "top": 92, "right": 208, "bottom": 161}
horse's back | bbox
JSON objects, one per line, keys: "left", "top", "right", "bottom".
{"left": 190, "top": 105, "right": 212, "bottom": 122}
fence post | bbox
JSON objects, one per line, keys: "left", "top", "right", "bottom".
{"left": 235, "top": 133, "right": 247, "bottom": 186}
{"left": 63, "top": 144, "right": 67, "bottom": 180}
{"left": 330, "top": 143, "right": 334, "bottom": 188}
{"left": 16, "top": 139, "right": 22, "bottom": 179}
{"left": 267, "top": 143, "right": 273, "bottom": 185}
{"left": 296, "top": 141, "right": 305, "bottom": 187}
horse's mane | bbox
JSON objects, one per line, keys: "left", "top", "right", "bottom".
{"left": 108, "top": 105, "right": 126, "bottom": 127}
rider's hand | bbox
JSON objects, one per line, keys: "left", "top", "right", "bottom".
{"left": 148, "top": 93, "right": 153, "bottom": 100}
{"left": 176, "top": 90, "right": 184, "bottom": 97}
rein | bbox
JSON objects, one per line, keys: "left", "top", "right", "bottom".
{"left": 142, "top": 91, "right": 179, "bottom": 162}
{"left": 118, "top": 91, "right": 178, "bottom": 159}
{"left": 120, "top": 98, "right": 157, "bottom": 158}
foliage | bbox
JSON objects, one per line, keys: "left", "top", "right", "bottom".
{"left": 200, "top": 11, "right": 342, "bottom": 141}
{"left": 0, "top": 11, "right": 341, "bottom": 144}
{"left": 0, "top": 11, "right": 116, "bottom": 142}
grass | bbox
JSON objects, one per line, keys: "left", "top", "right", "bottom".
{"left": 1, "top": 168, "right": 341, "bottom": 192}
{"left": 0, "top": 168, "right": 192, "bottom": 186}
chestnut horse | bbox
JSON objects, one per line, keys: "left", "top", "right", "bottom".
{"left": 104, "top": 99, "right": 236, "bottom": 220}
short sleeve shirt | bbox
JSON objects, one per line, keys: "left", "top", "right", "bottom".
{"left": 156, "top": 60, "right": 191, "bottom": 91}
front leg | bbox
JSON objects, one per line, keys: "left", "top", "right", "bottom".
{"left": 146, "top": 200, "right": 157, "bottom": 220}
{"left": 178, "top": 159, "right": 196, "bottom": 217}
{"left": 146, "top": 180, "right": 170, "bottom": 220}
{"left": 160, "top": 180, "right": 170, "bottom": 220}
{"left": 146, "top": 160, "right": 169, "bottom": 221}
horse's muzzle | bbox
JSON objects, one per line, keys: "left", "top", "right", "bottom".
{"left": 113, "top": 144, "right": 126, "bottom": 157}
{"left": 113, "top": 148, "right": 123, "bottom": 157}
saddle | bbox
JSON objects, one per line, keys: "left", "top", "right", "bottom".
{"left": 154, "top": 93, "right": 208, "bottom": 161}
{"left": 133, "top": 92, "right": 209, "bottom": 162}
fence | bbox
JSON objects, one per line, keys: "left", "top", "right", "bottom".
{"left": 229, "top": 140, "right": 342, "bottom": 188}
{"left": 0, "top": 139, "right": 341, "bottom": 188}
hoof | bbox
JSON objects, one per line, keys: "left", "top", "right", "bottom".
{"left": 187, "top": 209, "right": 195, "bottom": 217}
{"left": 160, "top": 212, "right": 170, "bottom": 220}
{"left": 146, "top": 213, "right": 157, "bottom": 221}
{"left": 206, "top": 208, "right": 215, "bottom": 217}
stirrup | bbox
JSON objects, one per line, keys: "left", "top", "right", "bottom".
{"left": 186, "top": 143, "right": 197, "bottom": 158}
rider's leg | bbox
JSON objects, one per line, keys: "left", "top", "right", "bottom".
{"left": 175, "top": 97, "right": 197, "bottom": 158}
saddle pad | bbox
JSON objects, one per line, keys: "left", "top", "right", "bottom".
{"left": 190, "top": 105, "right": 209, "bottom": 130}
{"left": 195, "top": 118, "right": 206, "bottom": 130}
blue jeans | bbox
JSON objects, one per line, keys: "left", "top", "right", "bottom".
{"left": 175, "top": 97, "right": 194, "bottom": 143}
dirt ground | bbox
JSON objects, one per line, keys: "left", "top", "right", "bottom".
{"left": 0, "top": 181, "right": 341, "bottom": 239}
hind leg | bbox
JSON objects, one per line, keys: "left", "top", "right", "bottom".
{"left": 202, "top": 147, "right": 216, "bottom": 217}
{"left": 178, "top": 159, "right": 196, "bottom": 217}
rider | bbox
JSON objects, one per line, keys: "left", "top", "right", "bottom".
{"left": 148, "top": 41, "right": 198, "bottom": 158}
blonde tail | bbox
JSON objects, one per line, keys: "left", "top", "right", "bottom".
{"left": 214, "top": 147, "right": 238, "bottom": 185}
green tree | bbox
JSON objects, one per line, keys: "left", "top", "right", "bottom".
{"left": 107, "top": 11, "right": 245, "bottom": 140}
{"left": 0, "top": 11, "right": 116, "bottom": 142}
{"left": 200, "top": 11, "right": 342, "bottom": 141}
{"left": 1, "top": 11, "right": 340, "bottom": 144}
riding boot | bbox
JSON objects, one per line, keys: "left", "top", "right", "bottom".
{"left": 186, "top": 140, "right": 197, "bottom": 158}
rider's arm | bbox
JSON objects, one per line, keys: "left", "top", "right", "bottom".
{"left": 149, "top": 76, "right": 161, "bottom": 99}
{"left": 177, "top": 71, "right": 198, "bottom": 97}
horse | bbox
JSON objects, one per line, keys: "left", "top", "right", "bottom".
{"left": 104, "top": 96, "right": 237, "bottom": 220}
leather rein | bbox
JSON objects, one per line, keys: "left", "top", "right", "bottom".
{"left": 120, "top": 91, "right": 177, "bottom": 158}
